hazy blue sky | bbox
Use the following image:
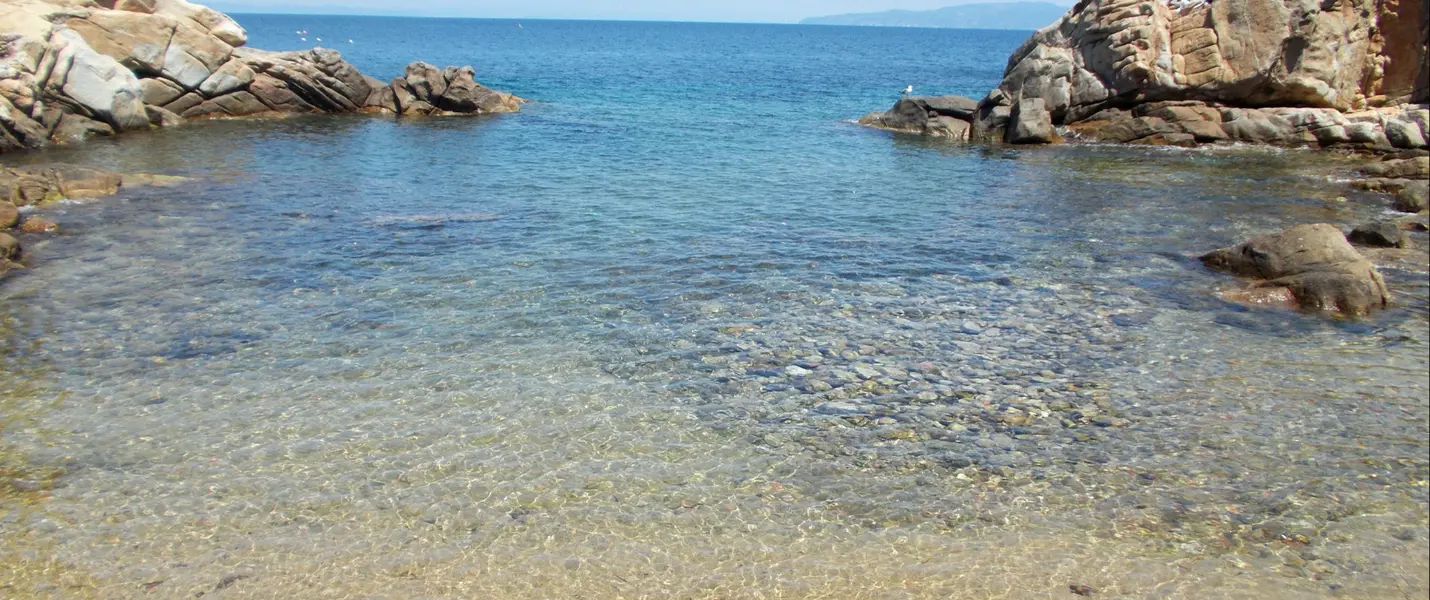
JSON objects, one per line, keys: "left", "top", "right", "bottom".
{"left": 208, "top": 0, "right": 1073, "bottom": 23}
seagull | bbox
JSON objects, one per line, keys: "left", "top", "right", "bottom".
{"left": 902, "top": 85, "right": 914, "bottom": 96}
{"left": 315, "top": 37, "right": 322, "bottom": 42}
{"left": 348, "top": 39, "right": 354, "bottom": 43}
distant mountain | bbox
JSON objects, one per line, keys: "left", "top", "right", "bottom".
{"left": 800, "top": 3, "right": 1070, "bottom": 31}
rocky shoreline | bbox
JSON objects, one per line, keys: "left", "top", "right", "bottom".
{"left": 858, "top": 0, "right": 1429, "bottom": 315}
{"left": 862, "top": 0, "right": 1427, "bottom": 149}
{"left": 0, "top": 0, "right": 523, "bottom": 153}
{"left": 1, "top": 0, "right": 528, "bottom": 280}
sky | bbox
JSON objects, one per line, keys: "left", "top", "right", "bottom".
{"left": 207, "top": 0, "right": 1075, "bottom": 24}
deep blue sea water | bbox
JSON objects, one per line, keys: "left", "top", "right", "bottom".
{"left": 0, "top": 17, "right": 1426, "bottom": 599}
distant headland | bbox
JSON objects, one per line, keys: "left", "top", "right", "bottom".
{"left": 801, "top": 2, "right": 1071, "bottom": 31}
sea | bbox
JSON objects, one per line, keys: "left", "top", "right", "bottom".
{"left": 1, "top": 16, "right": 1427, "bottom": 599}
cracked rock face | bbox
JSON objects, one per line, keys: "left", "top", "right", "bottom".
{"left": 856, "top": 0, "right": 1427, "bottom": 148}
{"left": 990, "top": 0, "right": 1427, "bottom": 123}
{"left": 0, "top": 0, "right": 522, "bottom": 152}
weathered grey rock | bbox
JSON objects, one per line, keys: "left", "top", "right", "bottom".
{"left": 45, "top": 29, "right": 150, "bottom": 131}
{"left": 860, "top": 96, "right": 980, "bottom": 139}
{"left": 1386, "top": 117, "right": 1429, "bottom": 149}
{"left": 390, "top": 77, "right": 418, "bottom": 114}
{"left": 51, "top": 113, "right": 115, "bottom": 143}
{"left": 144, "top": 103, "right": 184, "bottom": 127}
{"left": 362, "top": 84, "right": 397, "bottom": 114}
{"left": 436, "top": 66, "right": 520, "bottom": 113}
{"left": 183, "top": 90, "right": 266, "bottom": 117}
{"left": 0, "top": 95, "right": 49, "bottom": 150}
{"left": 1, "top": 0, "right": 521, "bottom": 155}
{"left": 1220, "top": 109, "right": 1303, "bottom": 145}
{"left": 246, "top": 74, "right": 315, "bottom": 113}
{"left": 163, "top": 92, "right": 204, "bottom": 115}
{"left": 198, "top": 59, "right": 255, "bottom": 97}
{"left": 1347, "top": 222, "right": 1407, "bottom": 248}
{"left": 1201, "top": 223, "right": 1391, "bottom": 315}
{"left": 402, "top": 61, "right": 447, "bottom": 103}
{"left": 991, "top": 0, "right": 1426, "bottom": 124}
{"left": 928, "top": 116, "right": 971, "bottom": 141}
{"left": 1006, "top": 97, "right": 1055, "bottom": 144}
{"left": 922, "top": 95, "right": 979, "bottom": 119}
{"left": 140, "top": 77, "right": 186, "bottom": 106}
{"left": 1069, "top": 115, "right": 1176, "bottom": 143}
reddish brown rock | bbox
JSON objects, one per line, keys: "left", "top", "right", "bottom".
{"left": 1201, "top": 224, "right": 1391, "bottom": 315}
{"left": 20, "top": 216, "right": 58, "bottom": 233}
{"left": 0, "top": 201, "right": 18, "bottom": 229}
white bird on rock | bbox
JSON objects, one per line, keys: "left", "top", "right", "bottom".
{"left": 902, "top": 85, "right": 914, "bottom": 96}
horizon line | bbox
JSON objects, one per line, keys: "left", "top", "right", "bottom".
{"left": 224, "top": 11, "right": 1049, "bottom": 32}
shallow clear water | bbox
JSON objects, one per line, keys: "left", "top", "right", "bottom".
{"left": 1, "top": 17, "right": 1427, "bottom": 600}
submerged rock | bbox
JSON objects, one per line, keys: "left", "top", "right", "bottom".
{"left": 20, "top": 216, "right": 58, "bottom": 233}
{"left": 1, "top": 164, "right": 124, "bottom": 206}
{"left": 1201, "top": 224, "right": 1391, "bottom": 316}
{"left": 0, "top": 232, "right": 18, "bottom": 259}
{"left": 1348, "top": 222, "right": 1407, "bottom": 248}
{"left": 0, "top": 201, "right": 17, "bottom": 229}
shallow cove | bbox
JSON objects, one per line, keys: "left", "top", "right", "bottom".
{"left": 2, "top": 18, "right": 1428, "bottom": 599}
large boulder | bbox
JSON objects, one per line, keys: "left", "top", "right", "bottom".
{"left": 40, "top": 28, "right": 151, "bottom": 131}
{"left": 960, "top": 0, "right": 1427, "bottom": 146}
{"left": 1201, "top": 224, "right": 1391, "bottom": 315}
{"left": 52, "top": 112, "right": 115, "bottom": 142}
{"left": 992, "top": 0, "right": 1425, "bottom": 120}
{"left": 436, "top": 65, "right": 520, "bottom": 113}
{"left": 1347, "top": 221, "right": 1407, "bottom": 248}
{"left": 0, "top": 94, "right": 49, "bottom": 150}
{"left": 858, "top": 95, "right": 979, "bottom": 140}
{"left": 389, "top": 61, "right": 523, "bottom": 116}
{"left": 1006, "top": 97, "right": 1056, "bottom": 144}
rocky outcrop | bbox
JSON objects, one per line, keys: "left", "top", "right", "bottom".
{"left": 0, "top": 0, "right": 522, "bottom": 152}
{"left": 862, "top": 0, "right": 1428, "bottom": 149}
{"left": 859, "top": 95, "right": 978, "bottom": 140}
{"left": 0, "top": 163, "right": 135, "bottom": 279}
{"left": 1347, "top": 221, "right": 1407, "bottom": 248}
{"left": 1201, "top": 223, "right": 1391, "bottom": 315}
{"left": 371, "top": 62, "right": 523, "bottom": 116}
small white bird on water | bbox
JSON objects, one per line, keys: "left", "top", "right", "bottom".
{"left": 902, "top": 85, "right": 914, "bottom": 96}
